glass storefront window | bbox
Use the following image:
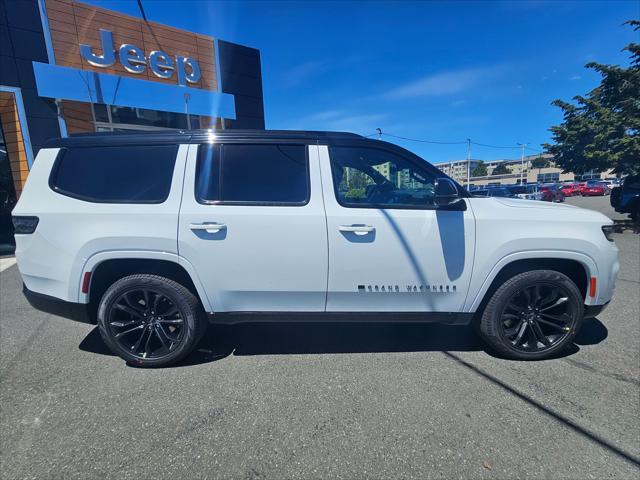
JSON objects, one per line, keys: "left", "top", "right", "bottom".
{"left": 537, "top": 172, "right": 560, "bottom": 183}
{"left": 91, "top": 104, "right": 200, "bottom": 131}
{"left": 93, "top": 104, "right": 109, "bottom": 122}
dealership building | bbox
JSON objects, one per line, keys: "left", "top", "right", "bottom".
{"left": 0, "top": 0, "right": 265, "bottom": 208}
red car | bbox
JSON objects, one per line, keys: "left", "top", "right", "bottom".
{"left": 560, "top": 183, "right": 580, "bottom": 196}
{"left": 581, "top": 180, "right": 607, "bottom": 196}
{"left": 576, "top": 182, "right": 588, "bottom": 194}
{"left": 540, "top": 184, "right": 565, "bottom": 202}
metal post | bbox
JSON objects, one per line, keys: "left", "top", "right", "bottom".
{"left": 466, "top": 138, "right": 471, "bottom": 186}
{"left": 518, "top": 143, "right": 528, "bottom": 184}
{"left": 184, "top": 92, "right": 191, "bottom": 130}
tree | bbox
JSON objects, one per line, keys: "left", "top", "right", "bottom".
{"left": 471, "top": 161, "right": 488, "bottom": 177}
{"left": 492, "top": 162, "right": 510, "bottom": 175}
{"left": 544, "top": 20, "right": 640, "bottom": 175}
{"left": 531, "top": 156, "right": 549, "bottom": 176}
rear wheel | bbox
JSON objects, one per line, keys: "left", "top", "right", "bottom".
{"left": 97, "top": 274, "right": 207, "bottom": 367}
{"left": 479, "top": 270, "right": 583, "bottom": 360}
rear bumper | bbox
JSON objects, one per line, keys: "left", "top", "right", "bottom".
{"left": 22, "top": 284, "right": 93, "bottom": 324}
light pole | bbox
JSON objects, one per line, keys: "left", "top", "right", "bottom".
{"left": 466, "top": 138, "right": 471, "bottom": 186}
{"left": 518, "top": 143, "right": 528, "bottom": 184}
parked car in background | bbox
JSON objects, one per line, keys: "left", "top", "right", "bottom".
{"left": 540, "top": 184, "right": 565, "bottom": 202}
{"left": 598, "top": 181, "right": 614, "bottom": 194}
{"left": 611, "top": 174, "right": 640, "bottom": 221}
{"left": 576, "top": 181, "right": 588, "bottom": 194}
{"left": 472, "top": 187, "right": 515, "bottom": 198}
{"left": 507, "top": 184, "right": 544, "bottom": 201}
{"left": 581, "top": 180, "right": 607, "bottom": 196}
{"left": 560, "top": 183, "right": 581, "bottom": 197}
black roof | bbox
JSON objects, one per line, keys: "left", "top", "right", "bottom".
{"left": 45, "top": 129, "right": 365, "bottom": 148}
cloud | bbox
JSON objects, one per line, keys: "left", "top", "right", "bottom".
{"left": 383, "top": 66, "right": 504, "bottom": 99}
{"left": 281, "top": 60, "right": 327, "bottom": 87}
{"left": 293, "top": 110, "right": 387, "bottom": 134}
{"left": 570, "top": 75, "right": 582, "bottom": 80}
{"left": 325, "top": 113, "right": 387, "bottom": 133}
{"left": 309, "top": 110, "right": 344, "bottom": 121}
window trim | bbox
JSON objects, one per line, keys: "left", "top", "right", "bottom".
{"left": 195, "top": 143, "right": 311, "bottom": 207}
{"left": 328, "top": 145, "right": 444, "bottom": 211}
{"left": 48, "top": 145, "right": 179, "bottom": 204}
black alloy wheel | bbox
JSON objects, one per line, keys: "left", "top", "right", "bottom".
{"left": 97, "top": 274, "right": 207, "bottom": 367}
{"left": 106, "top": 289, "right": 185, "bottom": 360}
{"left": 499, "top": 284, "right": 575, "bottom": 353}
{"left": 479, "top": 270, "right": 583, "bottom": 360}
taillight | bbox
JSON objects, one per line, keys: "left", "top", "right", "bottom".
{"left": 12, "top": 216, "right": 39, "bottom": 234}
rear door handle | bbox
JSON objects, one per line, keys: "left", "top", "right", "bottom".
{"left": 189, "top": 222, "right": 227, "bottom": 233}
{"left": 338, "top": 225, "right": 375, "bottom": 235}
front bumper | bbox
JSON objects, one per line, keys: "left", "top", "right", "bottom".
{"left": 584, "top": 301, "right": 610, "bottom": 319}
{"left": 23, "top": 284, "right": 93, "bottom": 324}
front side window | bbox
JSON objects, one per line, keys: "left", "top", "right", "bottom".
{"left": 196, "top": 143, "right": 309, "bottom": 205}
{"left": 329, "top": 146, "right": 436, "bottom": 208}
{"left": 50, "top": 145, "right": 178, "bottom": 203}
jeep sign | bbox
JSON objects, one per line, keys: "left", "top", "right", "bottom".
{"left": 79, "top": 29, "right": 202, "bottom": 86}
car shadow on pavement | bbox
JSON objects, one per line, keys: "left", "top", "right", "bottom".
{"left": 78, "top": 317, "right": 608, "bottom": 368}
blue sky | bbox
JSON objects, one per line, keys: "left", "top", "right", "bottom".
{"left": 83, "top": 0, "right": 638, "bottom": 163}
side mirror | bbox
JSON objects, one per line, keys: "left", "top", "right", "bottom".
{"left": 434, "top": 178, "right": 460, "bottom": 207}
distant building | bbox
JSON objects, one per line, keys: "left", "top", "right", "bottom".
{"left": 435, "top": 154, "right": 615, "bottom": 186}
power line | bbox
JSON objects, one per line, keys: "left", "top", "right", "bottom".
{"left": 367, "top": 130, "right": 547, "bottom": 157}
{"left": 374, "top": 131, "right": 467, "bottom": 145}
{"left": 370, "top": 131, "right": 543, "bottom": 150}
{"left": 470, "top": 141, "right": 521, "bottom": 150}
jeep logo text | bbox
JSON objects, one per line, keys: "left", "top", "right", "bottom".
{"left": 79, "top": 29, "right": 201, "bottom": 86}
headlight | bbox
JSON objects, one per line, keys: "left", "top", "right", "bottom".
{"left": 601, "top": 225, "right": 615, "bottom": 242}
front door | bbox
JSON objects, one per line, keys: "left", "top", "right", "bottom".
{"left": 178, "top": 142, "right": 328, "bottom": 312}
{"left": 318, "top": 144, "right": 475, "bottom": 312}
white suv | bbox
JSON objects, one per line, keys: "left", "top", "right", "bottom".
{"left": 12, "top": 130, "right": 619, "bottom": 367}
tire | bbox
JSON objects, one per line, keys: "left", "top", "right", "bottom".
{"left": 97, "top": 274, "right": 207, "bottom": 367}
{"left": 479, "top": 270, "right": 583, "bottom": 360}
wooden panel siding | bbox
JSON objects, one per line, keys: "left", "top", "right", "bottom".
{"left": 0, "top": 93, "right": 30, "bottom": 198}
{"left": 61, "top": 101, "right": 93, "bottom": 134}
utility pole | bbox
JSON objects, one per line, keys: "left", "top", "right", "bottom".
{"left": 518, "top": 143, "right": 528, "bottom": 184}
{"left": 466, "top": 138, "right": 471, "bottom": 186}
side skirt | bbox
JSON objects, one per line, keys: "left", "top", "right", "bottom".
{"left": 208, "top": 311, "right": 474, "bottom": 326}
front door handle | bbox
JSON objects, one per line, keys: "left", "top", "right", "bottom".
{"left": 338, "top": 225, "right": 375, "bottom": 235}
{"left": 190, "top": 222, "right": 227, "bottom": 233}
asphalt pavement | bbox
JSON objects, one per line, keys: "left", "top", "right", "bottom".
{"left": 1, "top": 196, "right": 638, "bottom": 479}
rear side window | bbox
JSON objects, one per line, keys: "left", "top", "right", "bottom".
{"left": 196, "top": 143, "right": 309, "bottom": 205}
{"left": 50, "top": 145, "right": 178, "bottom": 203}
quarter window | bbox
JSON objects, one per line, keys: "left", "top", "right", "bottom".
{"left": 196, "top": 144, "right": 309, "bottom": 205}
{"left": 50, "top": 145, "right": 178, "bottom": 203}
{"left": 329, "top": 146, "right": 436, "bottom": 208}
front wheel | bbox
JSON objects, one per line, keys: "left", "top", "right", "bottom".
{"left": 97, "top": 274, "right": 207, "bottom": 367}
{"left": 479, "top": 270, "right": 583, "bottom": 360}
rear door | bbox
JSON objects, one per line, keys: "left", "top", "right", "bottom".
{"left": 178, "top": 142, "right": 328, "bottom": 312}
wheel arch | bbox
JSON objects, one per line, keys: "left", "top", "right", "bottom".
{"left": 468, "top": 252, "right": 594, "bottom": 315}
{"left": 79, "top": 252, "right": 213, "bottom": 313}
